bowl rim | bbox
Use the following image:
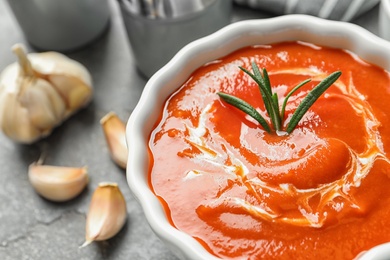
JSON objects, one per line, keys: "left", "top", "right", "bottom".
{"left": 126, "top": 14, "right": 390, "bottom": 259}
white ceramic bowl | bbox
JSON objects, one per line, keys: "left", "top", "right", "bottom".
{"left": 126, "top": 15, "right": 390, "bottom": 260}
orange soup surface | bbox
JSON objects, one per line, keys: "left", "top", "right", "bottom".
{"left": 148, "top": 42, "right": 390, "bottom": 259}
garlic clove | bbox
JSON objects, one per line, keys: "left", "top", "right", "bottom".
{"left": 82, "top": 182, "right": 127, "bottom": 247}
{"left": 0, "top": 92, "right": 41, "bottom": 143}
{"left": 18, "top": 77, "right": 66, "bottom": 130}
{"left": 100, "top": 112, "right": 128, "bottom": 169}
{"left": 28, "top": 163, "right": 89, "bottom": 202}
{"left": 30, "top": 52, "right": 92, "bottom": 87}
{"left": 29, "top": 51, "right": 93, "bottom": 113}
{"left": 48, "top": 75, "right": 92, "bottom": 113}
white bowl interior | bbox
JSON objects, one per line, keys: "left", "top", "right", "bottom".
{"left": 358, "top": 242, "right": 390, "bottom": 260}
{"left": 126, "top": 15, "right": 390, "bottom": 259}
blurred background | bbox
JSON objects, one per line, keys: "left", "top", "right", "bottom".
{"left": 0, "top": 0, "right": 386, "bottom": 259}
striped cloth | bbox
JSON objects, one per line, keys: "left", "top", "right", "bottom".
{"left": 234, "top": 0, "right": 380, "bottom": 21}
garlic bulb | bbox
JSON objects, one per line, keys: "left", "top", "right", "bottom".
{"left": 100, "top": 112, "right": 128, "bottom": 169}
{"left": 0, "top": 44, "right": 93, "bottom": 143}
{"left": 82, "top": 182, "right": 127, "bottom": 247}
{"left": 28, "top": 163, "right": 89, "bottom": 202}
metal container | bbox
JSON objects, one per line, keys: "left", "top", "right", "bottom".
{"left": 6, "top": 0, "right": 110, "bottom": 52}
{"left": 380, "top": 0, "right": 390, "bottom": 41}
{"left": 118, "top": 0, "right": 232, "bottom": 78}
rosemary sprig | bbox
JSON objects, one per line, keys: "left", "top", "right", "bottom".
{"left": 217, "top": 62, "right": 341, "bottom": 134}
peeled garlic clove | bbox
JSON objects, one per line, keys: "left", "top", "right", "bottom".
{"left": 100, "top": 112, "right": 128, "bottom": 169}
{"left": 82, "top": 182, "right": 127, "bottom": 247}
{"left": 0, "top": 44, "right": 92, "bottom": 144}
{"left": 28, "top": 163, "right": 88, "bottom": 202}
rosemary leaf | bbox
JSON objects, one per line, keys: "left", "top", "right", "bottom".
{"left": 271, "top": 93, "right": 281, "bottom": 131}
{"left": 280, "top": 79, "right": 311, "bottom": 121}
{"left": 258, "top": 64, "right": 282, "bottom": 130}
{"left": 251, "top": 63, "right": 270, "bottom": 95}
{"left": 239, "top": 66, "right": 263, "bottom": 88}
{"left": 261, "top": 67, "right": 272, "bottom": 96}
{"left": 217, "top": 92, "right": 271, "bottom": 133}
{"left": 286, "top": 71, "right": 342, "bottom": 133}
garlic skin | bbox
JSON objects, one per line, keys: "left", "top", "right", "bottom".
{"left": 28, "top": 163, "right": 89, "bottom": 202}
{"left": 100, "top": 112, "right": 128, "bottom": 169}
{"left": 0, "top": 44, "right": 93, "bottom": 143}
{"left": 82, "top": 182, "right": 127, "bottom": 247}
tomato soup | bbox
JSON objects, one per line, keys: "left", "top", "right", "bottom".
{"left": 148, "top": 41, "right": 390, "bottom": 259}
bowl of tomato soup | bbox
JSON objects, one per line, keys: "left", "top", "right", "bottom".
{"left": 126, "top": 15, "right": 390, "bottom": 259}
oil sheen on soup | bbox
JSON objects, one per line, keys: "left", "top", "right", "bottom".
{"left": 148, "top": 41, "right": 390, "bottom": 259}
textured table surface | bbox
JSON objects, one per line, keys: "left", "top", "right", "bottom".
{"left": 0, "top": 0, "right": 381, "bottom": 259}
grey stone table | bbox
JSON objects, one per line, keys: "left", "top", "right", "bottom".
{"left": 0, "top": 0, "right": 381, "bottom": 259}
